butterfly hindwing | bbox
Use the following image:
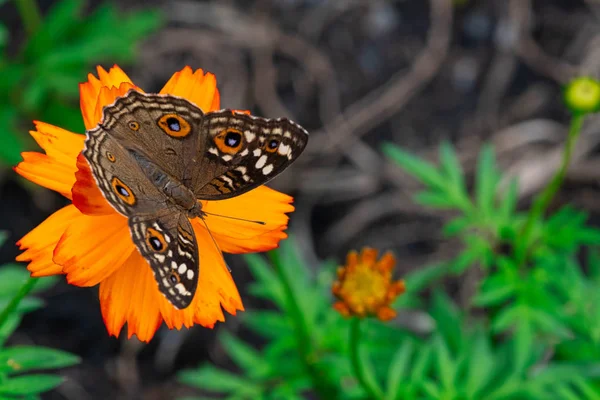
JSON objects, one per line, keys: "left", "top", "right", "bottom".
{"left": 193, "top": 110, "right": 309, "bottom": 199}
{"left": 129, "top": 213, "right": 199, "bottom": 309}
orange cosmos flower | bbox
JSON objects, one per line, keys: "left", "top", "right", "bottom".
{"left": 332, "top": 247, "right": 405, "bottom": 321}
{"left": 14, "top": 65, "right": 295, "bottom": 342}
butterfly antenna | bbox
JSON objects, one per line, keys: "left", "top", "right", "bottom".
{"left": 199, "top": 217, "right": 232, "bottom": 272}
{"left": 202, "top": 211, "right": 266, "bottom": 225}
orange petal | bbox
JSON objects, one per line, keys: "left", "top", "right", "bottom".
{"left": 376, "top": 307, "right": 397, "bottom": 321}
{"left": 14, "top": 122, "right": 84, "bottom": 198}
{"left": 196, "top": 186, "right": 294, "bottom": 254}
{"left": 333, "top": 302, "right": 352, "bottom": 318}
{"left": 376, "top": 251, "right": 396, "bottom": 273}
{"left": 159, "top": 66, "right": 220, "bottom": 112}
{"left": 29, "top": 121, "right": 84, "bottom": 161}
{"left": 99, "top": 251, "right": 163, "bottom": 342}
{"left": 15, "top": 153, "right": 77, "bottom": 199}
{"left": 72, "top": 153, "right": 114, "bottom": 215}
{"left": 16, "top": 205, "right": 82, "bottom": 277}
{"left": 79, "top": 65, "right": 139, "bottom": 129}
{"left": 360, "top": 248, "right": 378, "bottom": 267}
{"left": 92, "top": 83, "right": 139, "bottom": 128}
{"left": 158, "top": 222, "right": 244, "bottom": 330}
{"left": 53, "top": 212, "right": 133, "bottom": 287}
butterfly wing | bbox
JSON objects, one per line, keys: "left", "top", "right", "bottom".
{"left": 192, "top": 110, "right": 309, "bottom": 199}
{"left": 129, "top": 213, "right": 198, "bottom": 309}
{"left": 84, "top": 123, "right": 199, "bottom": 309}
{"left": 97, "top": 90, "right": 204, "bottom": 187}
{"left": 83, "top": 125, "right": 172, "bottom": 216}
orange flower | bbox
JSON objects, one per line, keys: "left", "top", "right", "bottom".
{"left": 332, "top": 248, "right": 405, "bottom": 321}
{"left": 15, "top": 65, "right": 295, "bottom": 342}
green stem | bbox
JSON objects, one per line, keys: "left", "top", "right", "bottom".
{"left": 516, "top": 114, "right": 585, "bottom": 264}
{"left": 271, "top": 253, "right": 338, "bottom": 399}
{"left": 14, "top": 0, "right": 43, "bottom": 37}
{"left": 349, "top": 318, "right": 384, "bottom": 399}
{"left": 0, "top": 277, "right": 37, "bottom": 329}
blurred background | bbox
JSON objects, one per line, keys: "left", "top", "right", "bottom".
{"left": 0, "top": 0, "right": 599, "bottom": 398}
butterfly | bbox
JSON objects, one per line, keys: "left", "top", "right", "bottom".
{"left": 83, "top": 89, "right": 308, "bottom": 309}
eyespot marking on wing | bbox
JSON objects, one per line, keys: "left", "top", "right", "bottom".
{"left": 145, "top": 227, "right": 168, "bottom": 253}
{"left": 214, "top": 128, "right": 245, "bottom": 155}
{"left": 110, "top": 177, "right": 136, "bottom": 205}
{"left": 128, "top": 121, "right": 140, "bottom": 131}
{"left": 157, "top": 113, "right": 191, "bottom": 138}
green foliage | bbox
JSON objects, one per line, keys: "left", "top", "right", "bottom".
{"left": 179, "top": 97, "right": 600, "bottom": 398}
{"left": 0, "top": 233, "right": 80, "bottom": 399}
{"left": 0, "top": 0, "right": 161, "bottom": 165}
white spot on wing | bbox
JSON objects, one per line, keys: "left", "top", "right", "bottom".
{"left": 278, "top": 143, "right": 290, "bottom": 156}
{"left": 255, "top": 154, "right": 267, "bottom": 169}
{"left": 178, "top": 263, "right": 187, "bottom": 274}
{"left": 263, "top": 164, "right": 274, "bottom": 175}
{"left": 244, "top": 131, "right": 256, "bottom": 142}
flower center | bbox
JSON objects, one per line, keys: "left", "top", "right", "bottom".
{"left": 341, "top": 264, "right": 387, "bottom": 310}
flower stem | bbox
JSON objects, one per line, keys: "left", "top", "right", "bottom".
{"left": 349, "top": 318, "right": 384, "bottom": 399}
{"left": 516, "top": 114, "right": 585, "bottom": 264}
{"left": 0, "top": 277, "right": 37, "bottom": 330}
{"left": 15, "top": 0, "right": 42, "bottom": 37}
{"left": 270, "top": 252, "right": 339, "bottom": 399}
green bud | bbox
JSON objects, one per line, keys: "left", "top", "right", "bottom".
{"left": 564, "top": 77, "right": 600, "bottom": 115}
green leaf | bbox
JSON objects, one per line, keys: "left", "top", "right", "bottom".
{"left": 244, "top": 254, "right": 285, "bottom": 308}
{"left": 432, "top": 335, "right": 455, "bottom": 391}
{"left": 0, "top": 297, "right": 44, "bottom": 314}
{"left": 243, "top": 311, "right": 291, "bottom": 339}
{"left": 0, "top": 374, "right": 64, "bottom": 395}
{"left": 25, "top": 0, "right": 84, "bottom": 58}
{"left": 0, "top": 266, "right": 31, "bottom": 296}
{"left": 385, "top": 340, "right": 415, "bottom": 399}
{"left": 439, "top": 142, "right": 471, "bottom": 211}
{"left": 0, "top": 109, "right": 26, "bottom": 165}
{"left": 219, "top": 332, "right": 270, "bottom": 378}
{"left": 429, "top": 291, "right": 462, "bottom": 352}
{"left": 178, "top": 366, "right": 262, "bottom": 395}
{"left": 439, "top": 142, "right": 465, "bottom": 189}
{"left": 473, "top": 278, "right": 516, "bottom": 307}
{"left": 0, "top": 314, "right": 22, "bottom": 346}
{"left": 512, "top": 321, "right": 533, "bottom": 376}
{"left": 492, "top": 304, "right": 524, "bottom": 333}
{"left": 464, "top": 328, "right": 495, "bottom": 398}
{"left": 0, "top": 346, "right": 80, "bottom": 374}
{"left": 499, "top": 178, "right": 519, "bottom": 221}
{"left": 443, "top": 216, "right": 471, "bottom": 237}
{"left": 410, "top": 342, "right": 432, "bottom": 383}
{"left": 402, "top": 263, "right": 447, "bottom": 295}
{"left": 475, "top": 144, "right": 498, "bottom": 219}
{"left": 413, "top": 190, "right": 456, "bottom": 209}
{"left": 382, "top": 143, "right": 446, "bottom": 190}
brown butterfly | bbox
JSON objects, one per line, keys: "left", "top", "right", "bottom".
{"left": 83, "top": 90, "right": 308, "bottom": 308}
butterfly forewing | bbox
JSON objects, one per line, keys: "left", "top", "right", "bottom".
{"left": 193, "top": 110, "right": 309, "bottom": 199}
{"left": 129, "top": 213, "right": 199, "bottom": 309}
{"left": 98, "top": 90, "right": 203, "bottom": 187}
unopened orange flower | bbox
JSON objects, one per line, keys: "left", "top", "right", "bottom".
{"left": 332, "top": 247, "right": 405, "bottom": 321}
{"left": 15, "top": 65, "right": 295, "bottom": 342}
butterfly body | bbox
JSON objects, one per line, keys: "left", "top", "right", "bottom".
{"left": 83, "top": 90, "right": 308, "bottom": 309}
